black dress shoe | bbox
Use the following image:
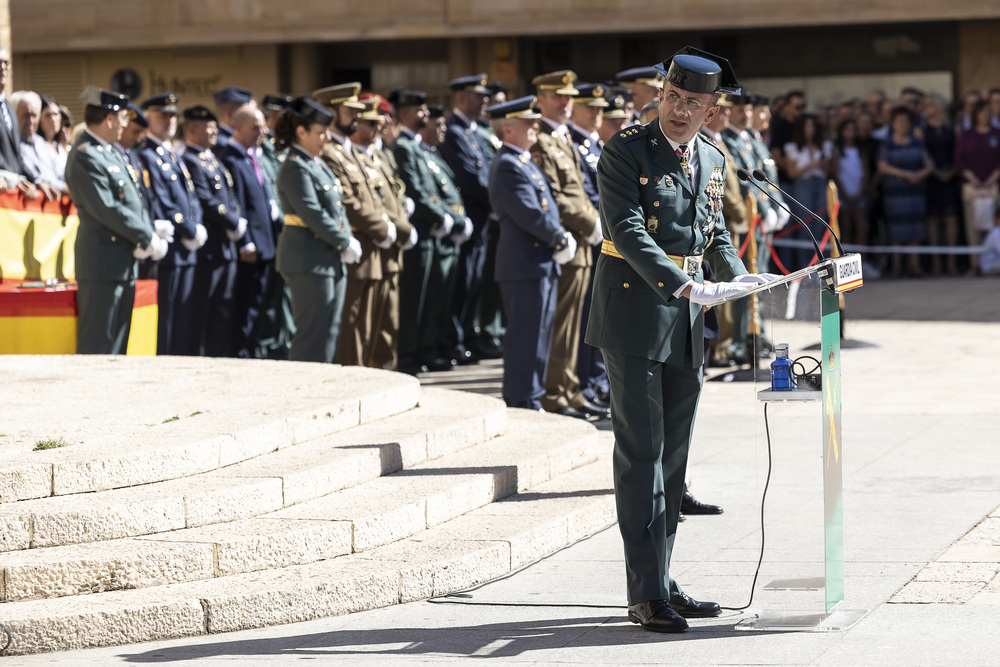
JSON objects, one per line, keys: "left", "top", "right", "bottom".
{"left": 678, "top": 512, "right": 686, "bottom": 522}
{"left": 398, "top": 362, "right": 429, "bottom": 376}
{"left": 581, "top": 399, "right": 611, "bottom": 419}
{"left": 681, "top": 488, "right": 723, "bottom": 515}
{"left": 453, "top": 348, "right": 481, "bottom": 365}
{"left": 589, "top": 394, "right": 610, "bottom": 409}
{"left": 553, "top": 405, "right": 592, "bottom": 420}
{"left": 627, "top": 599, "right": 689, "bottom": 633}
{"left": 668, "top": 592, "right": 721, "bottom": 618}
{"left": 424, "top": 356, "right": 455, "bottom": 372}
{"left": 478, "top": 346, "right": 503, "bottom": 359}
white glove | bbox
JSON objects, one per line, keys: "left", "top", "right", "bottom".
{"left": 733, "top": 273, "right": 780, "bottom": 286}
{"left": 150, "top": 235, "right": 168, "bottom": 261}
{"left": 400, "top": 227, "right": 418, "bottom": 250}
{"left": 227, "top": 217, "right": 248, "bottom": 241}
{"left": 153, "top": 219, "right": 174, "bottom": 243}
{"left": 687, "top": 280, "right": 755, "bottom": 305}
{"left": 585, "top": 220, "right": 604, "bottom": 246}
{"left": 181, "top": 224, "right": 208, "bottom": 252}
{"left": 269, "top": 199, "right": 281, "bottom": 222}
{"left": 405, "top": 197, "right": 415, "bottom": 218}
{"left": 450, "top": 216, "right": 473, "bottom": 245}
{"left": 552, "top": 234, "right": 578, "bottom": 265}
{"left": 775, "top": 207, "right": 791, "bottom": 231}
{"left": 241, "top": 242, "right": 258, "bottom": 256}
{"left": 431, "top": 213, "right": 455, "bottom": 239}
{"left": 341, "top": 236, "right": 362, "bottom": 264}
{"left": 375, "top": 221, "right": 398, "bottom": 249}
{"left": 762, "top": 208, "right": 778, "bottom": 234}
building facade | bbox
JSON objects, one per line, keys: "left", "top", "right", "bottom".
{"left": 7, "top": 1, "right": 1000, "bottom": 118}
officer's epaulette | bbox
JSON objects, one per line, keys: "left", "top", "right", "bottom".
{"left": 616, "top": 124, "right": 647, "bottom": 142}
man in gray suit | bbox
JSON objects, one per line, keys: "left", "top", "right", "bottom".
{"left": 65, "top": 86, "right": 167, "bottom": 354}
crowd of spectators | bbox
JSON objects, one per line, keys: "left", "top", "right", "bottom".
{"left": 766, "top": 86, "right": 1000, "bottom": 276}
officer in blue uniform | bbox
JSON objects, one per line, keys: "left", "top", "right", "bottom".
{"left": 137, "top": 92, "right": 206, "bottom": 355}
{"left": 212, "top": 86, "right": 254, "bottom": 154}
{"left": 439, "top": 73, "right": 495, "bottom": 363}
{"left": 587, "top": 48, "right": 776, "bottom": 633}
{"left": 615, "top": 66, "right": 663, "bottom": 124}
{"left": 66, "top": 86, "right": 166, "bottom": 354}
{"left": 487, "top": 96, "right": 576, "bottom": 411}
{"left": 179, "top": 105, "right": 245, "bottom": 357}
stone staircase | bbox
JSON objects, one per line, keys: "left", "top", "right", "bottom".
{"left": 0, "top": 356, "right": 616, "bottom": 655}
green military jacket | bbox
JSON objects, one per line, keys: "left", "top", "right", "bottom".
{"left": 722, "top": 125, "right": 772, "bottom": 218}
{"left": 530, "top": 123, "right": 598, "bottom": 268}
{"left": 702, "top": 130, "right": 749, "bottom": 234}
{"left": 585, "top": 121, "right": 746, "bottom": 366}
{"left": 275, "top": 146, "right": 353, "bottom": 277}
{"left": 425, "top": 147, "right": 465, "bottom": 257}
{"left": 65, "top": 131, "right": 153, "bottom": 282}
{"left": 391, "top": 131, "right": 454, "bottom": 239}
{"left": 476, "top": 123, "right": 502, "bottom": 163}
{"left": 259, "top": 135, "right": 284, "bottom": 188}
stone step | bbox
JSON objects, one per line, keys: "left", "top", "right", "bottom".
{"left": 0, "top": 409, "right": 593, "bottom": 603}
{"left": 0, "top": 454, "right": 616, "bottom": 656}
{"left": 0, "top": 357, "right": 420, "bottom": 501}
{"left": 0, "top": 390, "right": 506, "bottom": 553}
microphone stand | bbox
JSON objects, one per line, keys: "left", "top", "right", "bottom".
{"left": 751, "top": 168, "right": 845, "bottom": 257}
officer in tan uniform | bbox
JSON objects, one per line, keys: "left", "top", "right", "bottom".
{"left": 311, "top": 82, "right": 392, "bottom": 367}
{"left": 351, "top": 94, "right": 416, "bottom": 370}
{"left": 530, "top": 70, "right": 608, "bottom": 420}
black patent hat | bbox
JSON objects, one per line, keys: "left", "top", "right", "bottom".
{"left": 654, "top": 47, "right": 741, "bottom": 95}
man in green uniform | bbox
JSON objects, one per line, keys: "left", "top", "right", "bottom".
{"left": 586, "top": 48, "right": 775, "bottom": 633}
{"left": 66, "top": 86, "right": 167, "bottom": 354}
{"left": 311, "top": 82, "right": 392, "bottom": 368}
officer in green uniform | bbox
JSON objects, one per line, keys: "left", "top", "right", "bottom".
{"left": 586, "top": 48, "right": 775, "bottom": 633}
{"left": 66, "top": 86, "right": 167, "bottom": 354}
{"left": 274, "top": 97, "right": 360, "bottom": 363}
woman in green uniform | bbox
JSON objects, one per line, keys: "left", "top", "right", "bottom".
{"left": 275, "top": 97, "right": 361, "bottom": 362}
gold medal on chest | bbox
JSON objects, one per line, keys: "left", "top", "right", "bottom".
{"left": 647, "top": 215, "right": 658, "bottom": 234}
{"left": 639, "top": 174, "right": 648, "bottom": 186}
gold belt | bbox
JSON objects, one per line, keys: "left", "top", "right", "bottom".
{"left": 284, "top": 214, "right": 307, "bottom": 228}
{"left": 600, "top": 239, "right": 703, "bottom": 275}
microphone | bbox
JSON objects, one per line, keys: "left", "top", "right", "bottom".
{"left": 751, "top": 169, "right": 845, "bottom": 257}
{"left": 736, "top": 168, "right": 824, "bottom": 261}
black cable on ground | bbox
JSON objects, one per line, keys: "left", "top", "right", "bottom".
{"left": 1, "top": 622, "right": 12, "bottom": 653}
{"left": 721, "top": 402, "right": 773, "bottom": 611}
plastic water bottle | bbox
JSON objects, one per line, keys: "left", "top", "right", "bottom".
{"left": 770, "top": 343, "right": 793, "bottom": 391}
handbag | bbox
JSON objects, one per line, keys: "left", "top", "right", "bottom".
{"left": 972, "top": 186, "right": 998, "bottom": 232}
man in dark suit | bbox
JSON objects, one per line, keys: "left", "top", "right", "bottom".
{"left": 0, "top": 48, "right": 40, "bottom": 199}
{"left": 137, "top": 92, "right": 206, "bottom": 355}
{"left": 180, "top": 105, "right": 246, "bottom": 357}
{"left": 487, "top": 96, "right": 575, "bottom": 411}
{"left": 587, "top": 48, "right": 776, "bottom": 633}
{"left": 217, "top": 104, "right": 279, "bottom": 358}
{"left": 439, "top": 74, "right": 494, "bottom": 364}
{"left": 65, "top": 86, "right": 167, "bottom": 354}
{"left": 212, "top": 86, "right": 254, "bottom": 154}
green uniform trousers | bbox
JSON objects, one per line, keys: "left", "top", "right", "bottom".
{"left": 603, "top": 348, "right": 704, "bottom": 605}
{"left": 76, "top": 280, "right": 135, "bottom": 355}
{"left": 285, "top": 272, "right": 346, "bottom": 364}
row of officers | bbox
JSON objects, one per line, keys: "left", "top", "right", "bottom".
{"left": 68, "top": 66, "right": 727, "bottom": 422}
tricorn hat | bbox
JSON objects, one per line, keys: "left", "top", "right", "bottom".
{"left": 654, "top": 47, "right": 741, "bottom": 95}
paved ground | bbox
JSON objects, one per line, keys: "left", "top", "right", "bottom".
{"left": 6, "top": 275, "right": 1000, "bottom": 665}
